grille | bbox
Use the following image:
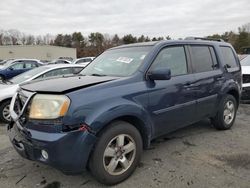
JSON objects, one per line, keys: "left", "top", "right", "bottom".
{"left": 243, "top": 74, "right": 250, "bottom": 84}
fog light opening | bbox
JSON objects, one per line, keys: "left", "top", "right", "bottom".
{"left": 41, "top": 150, "right": 49, "bottom": 160}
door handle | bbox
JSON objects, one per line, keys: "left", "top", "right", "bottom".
{"left": 215, "top": 76, "right": 224, "bottom": 81}
{"left": 183, "top": 82, "right": 195, "bottom": 88}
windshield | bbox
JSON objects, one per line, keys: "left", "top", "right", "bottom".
{"left": 0, "top": 60, "right": 7, "bottom": 65}
{"left": 80, "top": 46, "right": 152, "bottom": 77}
{"left": 2, "top": 60, "right": 14, "bottom": 67}
{"left": 241, "top": 55, "right": 250, "bottom": 66}
{"left": 10, "top": 66, "right": 50, "bottom": 84}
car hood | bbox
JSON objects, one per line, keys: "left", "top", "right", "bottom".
{"left": 0, "top": 65, "right": 4, "bottom": 70}
{"left": 242, "top": 66, "right": 250, "bottom": 75}
{"left": 20, "top": 75, "right": 119, "bottom": 93}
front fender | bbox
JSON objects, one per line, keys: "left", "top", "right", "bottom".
{"left": 66, "top": 97, "right": 153, "bottom": 146}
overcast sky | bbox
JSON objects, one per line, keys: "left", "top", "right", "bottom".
{"left": 0, "top": 0, "right": 249, "bottom": 38}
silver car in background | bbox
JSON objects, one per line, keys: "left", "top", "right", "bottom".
{"left": 241, "top": 55, "right": 250, "bottom": 100}
{"left": 0, "top": 64, "right": 85, "bottom": 123}
{"left": 73, "top": 57, "right": 95, "bottom": 66}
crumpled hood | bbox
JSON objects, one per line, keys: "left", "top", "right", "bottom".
{"left": 20, "top": 75, "right": 119, "bottom": 93}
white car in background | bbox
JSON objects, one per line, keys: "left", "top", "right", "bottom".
{"left": 0, "top": 64, "right": 85, "bottom": 123}
{"left": 241, "top": 55, "right": 250, "bottom": 100}
{"left": 48, "top": 59, "right": 72, "bottom": 64}
{"left": 73, "top": 57, "right": 95, "bottom": 66}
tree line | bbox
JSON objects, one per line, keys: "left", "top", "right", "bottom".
{"left": 0, "top": 23, "right": 249, "bottom": 58}
{"left": 207, "top": 23, "right": 250, "bottom": 53}
{"left": 53, "top": 33, "right": 171, "bottom": 57}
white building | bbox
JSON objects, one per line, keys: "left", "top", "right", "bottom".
{"left": 0, "top": 45, "right": 76, "bottom": 61}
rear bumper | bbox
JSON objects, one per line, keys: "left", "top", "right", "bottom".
{"left": 7, "top": 122, "right": 96, "bottom": 174}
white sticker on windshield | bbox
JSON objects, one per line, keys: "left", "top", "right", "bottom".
{"left": 116, "top": 57, "right": 133, "bottom": 64}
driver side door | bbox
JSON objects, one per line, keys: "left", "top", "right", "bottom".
{"left": 147, "top": 45, "right": 197, "bottom": 137}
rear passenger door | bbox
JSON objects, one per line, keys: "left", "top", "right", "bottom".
{"left": 147, "top": 45, "right": 197, "bottom": 137}
{"left": 189, "top": 45, "right": 223, "bottom": 120}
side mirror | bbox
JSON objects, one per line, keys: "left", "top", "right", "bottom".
{"left": 8, "top": 67, "right": 14, "bottom": 71}
{"left": 148, "top": 68, "right": 171, "bottom": 80}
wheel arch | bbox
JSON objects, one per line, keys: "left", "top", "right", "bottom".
{"left": 226, "top": 89, "right": 240, "bottom": 107}
{"left": 92, "top": 112, "right": 153, "bottom": 150}
{"left": 0, "top": 97, "right": 12, "bottom": 106}
{"left": 108, "top": 115, "right": 151, "bottom": 149}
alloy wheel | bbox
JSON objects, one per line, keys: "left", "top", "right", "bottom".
{"left": 223, "top": 100, "right": 235, "bottom": 125}
{"left": 103, "top": 134, "right": 136, "bottom": 176}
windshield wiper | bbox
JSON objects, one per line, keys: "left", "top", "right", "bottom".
{"left": 90, "top": 73, "right": 107, "bottom": 77}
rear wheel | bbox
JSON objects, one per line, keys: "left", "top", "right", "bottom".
{"left": 211, "top": 94, "right": 237, "bottom": 130}
{"left": 89, "top": 121, "right": 143, "bottom": 185}
{"left": 0, "top": 100, "right": 11, "bottom": 123}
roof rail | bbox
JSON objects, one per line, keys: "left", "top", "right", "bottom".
{"left": 185, "top": 37, "right": 224, "bottom": 42}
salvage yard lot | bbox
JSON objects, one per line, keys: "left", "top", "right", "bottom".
{"left": 0, "top": 105, "right": 250, "bottom": 188}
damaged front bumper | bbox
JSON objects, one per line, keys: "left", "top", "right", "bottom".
{"left": 7, "top": 121, "right": 96, "bottom": 174}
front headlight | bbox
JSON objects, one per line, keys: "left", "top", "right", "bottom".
{"left": 29, "top": 94, "right": 70, "bottom": 119}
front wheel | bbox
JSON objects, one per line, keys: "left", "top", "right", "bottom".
{"left": 0, "top": 100, "right": 11, "bottom": 123}
{"left": 211, "top": 94, "right": 237, "bottom": 130}
{"left": 89, "top": 121, "right": 143, "bottom": 185}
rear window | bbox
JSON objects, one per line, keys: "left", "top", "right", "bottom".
{"left": 190, "top": 46, "right": 214, "bottom": 73}
{"left": 220, "top": 46, "right": 238, "bottom": 68}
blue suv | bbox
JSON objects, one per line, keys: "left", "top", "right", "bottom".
{"left": 8, "top": 39, "right": 241, "bottom": 185}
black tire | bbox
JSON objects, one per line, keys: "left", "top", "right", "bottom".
{"left": 89, "top": 121, "right": 143, "bottom": 185}
{"left": 0, "top": 100, "right": 11, "bottom": 124}
{"left": 211, "top": 94, "right": 237, "bottom": 130}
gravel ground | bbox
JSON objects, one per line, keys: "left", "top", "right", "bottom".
{"left": 0, "top": 104, "right": 250, "bottom": 188}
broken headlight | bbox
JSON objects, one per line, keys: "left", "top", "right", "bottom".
{"left": 29, "top": 94, "right": 70, "bottom": 119}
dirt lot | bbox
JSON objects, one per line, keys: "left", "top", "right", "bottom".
{"left": 0, "top": 104, "right": 250, "bottom": 188}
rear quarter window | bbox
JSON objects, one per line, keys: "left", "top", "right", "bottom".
{"left": 220, "top": 46, "right": 238, "bottom": 69}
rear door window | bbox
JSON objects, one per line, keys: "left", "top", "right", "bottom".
{"left": 25, "top": 61, "right": 37, "bottom": 68}
{"left": 190, "top": 46, "right": 215, "bottom": 73}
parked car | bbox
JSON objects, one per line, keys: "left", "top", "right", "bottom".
{"left": 48, "top": 59, "right": 71, "bottom": 64}
{"left": 0, "top": 64, "right": 84, "bottom": 123}
{"left": 0, "top": 59, "right": 14, "bottom": 65}
{"left": 73, "top": 57, "right": 95, "bottom": 66}
{"left": 8, "top": 39, "right": 241, "bottom": 185}
{"left": 240, "top": 55, "right": 250, "bottom": 100}
{"left": 0, "top": 59, "right": 43, "bottom": 80}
